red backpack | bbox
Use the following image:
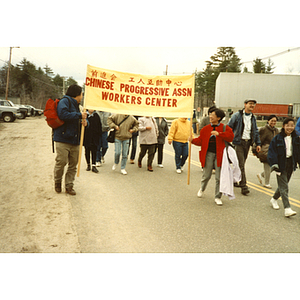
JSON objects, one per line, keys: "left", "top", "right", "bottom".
{"left": 44, "top": 98, "right": 69, "bottom": 129}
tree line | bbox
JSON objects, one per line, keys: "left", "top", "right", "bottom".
{"left": 0, "top": 58, "right": 78, "bottom": 109}
{"left": 0, "top": 48, "right": 275, "bottom": 111}
{"left": 195, "top": 47, "right": 275, "bottom": 110}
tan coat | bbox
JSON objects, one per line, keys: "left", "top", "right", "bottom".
{"left": 107, "top": 114, "right": 139, "bottom": 141}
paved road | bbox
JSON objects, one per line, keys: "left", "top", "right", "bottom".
{"left": 71, "top": 141, "right": 300, "bottom": 253}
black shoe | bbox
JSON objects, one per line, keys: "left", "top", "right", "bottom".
{"left": 66, "top": 187, "right": 76, "bottom": 195}
{"left": 55, "top": 182, "right": 61, "bottom": 193}
{"left": 92, "top": 166, "right": 99, "bottom": 173}
{"left": 234, "top": 182, "right": 242, "bottom": 188}
{"left": 86, "top": 165, "right": 91, "bottom": 171}
{"left": 241, "top": 187, "right": 250, "bottom": 195}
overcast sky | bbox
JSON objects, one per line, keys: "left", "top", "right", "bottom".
{"left": 0, "top": 46, "right": 299, "bottom": 87}
{"left": 1, "top": 0, "right": 299, "bottom": 88}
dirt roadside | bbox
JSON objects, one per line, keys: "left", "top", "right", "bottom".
{"left": 0, "top": 117, "right": 81, "bottom": 253}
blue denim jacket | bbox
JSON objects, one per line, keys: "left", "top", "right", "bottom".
{"left": 228, "top": 110, "right": 261, "bottom": 146}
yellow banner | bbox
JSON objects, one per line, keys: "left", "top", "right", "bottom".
{"left": 84, "top": 65, "right": 195, "bottom": 118}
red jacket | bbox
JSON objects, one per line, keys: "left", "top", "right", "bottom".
{"left": 192, "top": 123, "right": 234, "bottom": 167}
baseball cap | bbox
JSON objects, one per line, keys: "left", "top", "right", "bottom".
{"left": 244, "top": 98, "right": 257, "bottom": 104}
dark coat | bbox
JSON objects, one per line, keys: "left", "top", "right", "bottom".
{"left": 268, "top": 130, "right": 300, "bottom": 172}
{"left": 53, "top": 95, "right": 83, "bottom": 145}
{"left": 259, "top": 124, "right": 279, "bottom": 146}
{"left": 83, "top": 112, "right": 102, "bottom": 147}
{"left": 155, "top": 117, "right": 169, "bottom": 144}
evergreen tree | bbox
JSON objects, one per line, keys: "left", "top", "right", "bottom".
{"left": 195, "top": 47, "right": 242, "bottom": 107}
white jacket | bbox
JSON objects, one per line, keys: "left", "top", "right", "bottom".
{"left": 220, "top": 146, "right": 241, "bottom": 200}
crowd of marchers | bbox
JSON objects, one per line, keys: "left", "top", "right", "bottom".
{"left": 51, "top": 85, "right": 300, "bottom": 219}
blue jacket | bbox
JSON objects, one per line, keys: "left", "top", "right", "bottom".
{"left": 268, "top": 130, "right": 300, "bottom": 172}
{"left": 228, "top": 110, "right": 261, "bottom": 146}
{"left": 53, "top": 95, "right": 83, "bottom": 145}
{"left": 295, "top": 117, "right": 300, "bottom": 136}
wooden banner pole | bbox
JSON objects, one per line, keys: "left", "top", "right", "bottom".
{"left": 77, "top": 108, "right": 86, "bottom": 177}
{"left": 187, "top": 111, "right": 193, "bottom": 185}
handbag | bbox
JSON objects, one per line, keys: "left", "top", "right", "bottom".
{"left": 106, "top": 115, "right": 130, "bottom": 143}
{"left": 107, "top": 129, "right": 116, "bottom": 143}
{"left": 256, "top": 144, "right": 269, "bottom": 162}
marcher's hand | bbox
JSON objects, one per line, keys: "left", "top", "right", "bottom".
{"left": 146, "top": 127, "right": 152, "bottom": 130}
{"left": 189, "top": 136, "right": 194, "bottom": 142}
{"left": 115, "top": 126, "right": 120, "bottom": 131}
{"left": 211, "top": 130, "right": 219, "bottom": 136}
{"left": 129, "top": 129, "right": 134, "bottom": 133}
{"left": 82, "top": 119, "right": 87, "bottom": 127}
{"left": 168, "top": 140, "right": 172, "bottom": 145}
{"left": 81, "top": 112, "right": 87, "bottom": 119}
{"left": 256, "top": 145, "right": 261, "bottom": 153}
{"left": 276, "top": 172, "right": 281, "bottom": 176}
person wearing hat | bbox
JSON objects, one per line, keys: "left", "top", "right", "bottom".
{"left": 228, "top": 99, "right": 261, "bottom": 195}
{"left": 256, "top": 115, "right": 279, "bottom": 188}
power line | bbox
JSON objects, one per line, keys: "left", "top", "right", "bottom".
{"left": 241, "top": 47, "right": 300, "bottom": 64}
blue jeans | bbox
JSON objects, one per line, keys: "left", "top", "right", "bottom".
{"left": 96, "top": 131, "right": 108, "bottom": 162}
{"left": 172, "top": 141, "right": 188, "bottom": 170}
{"left": 114, "top": 139, "right": 130, "bottom": 170}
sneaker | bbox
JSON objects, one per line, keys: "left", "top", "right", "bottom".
{"left": 212, "top": 169, "right": 215, "bottom": 174}
{"left": 284, "top": 208, "right": 297, "bottom": 217}
{"left": 270, "top": 198, "right": 280, "bottom": 210}
{"left": 181, "top": 166, "right": 184, "bottom": 172}
{"left": 112, "top": 164, "right": 117, "bottom": 171}
{"left": 264, "top": 184, "right": 272, "bottom": 189}
{"left": 158, "top": 164, "right": 164, "bottom": 168}
{"left": 176, "top": 169, "right": 182, "bottom": 174}
{"left": 130, "top": 159, "right": 135, "bottom": 164}
{"left": 197, "top": 188, "right": 203, "bottom": 198}
{"left": 120, "top": 169, "right": 127, "bottom": 175}
{"left": 86, "top": 165, "right": 91, "bottom": 171}
{"left": 101, "top": 157, "right": 105, "bottom": 164}
{"left": 215, "top": 198, "right": 223, "bottom": 206}
{"left": 257, "top": 173, "right": 263, "bottom": 185}
{"left": 96, "top": 161, "right": 101, "bottom": 167}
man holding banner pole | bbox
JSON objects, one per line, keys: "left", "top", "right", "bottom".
{"left": 53, "top": 84, "right": 87, "bottom": 195}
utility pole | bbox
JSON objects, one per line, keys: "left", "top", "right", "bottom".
{"left": 5, "top": 47, "right": 20, "bottom": 100}
{"left": 62, "top": 76, "right": 66, "bottom": 95}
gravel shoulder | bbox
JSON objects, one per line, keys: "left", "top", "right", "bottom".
{"left": 0, "top": 117, "right": 81, "bottom": 253}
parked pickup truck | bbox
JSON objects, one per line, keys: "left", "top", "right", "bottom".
{"left": 0, "top": 99, "right": 22, "bottom": 122}
{"left": 0, "top": 99, "right": 28, "bottom": 119}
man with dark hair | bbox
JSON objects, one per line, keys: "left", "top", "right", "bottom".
{"left": 53, "top": 84, "right": 87, "bottom": 195}
{"left": 228, "top": 99, "right": 261, "bottom": 195}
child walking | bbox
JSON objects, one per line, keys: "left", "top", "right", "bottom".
{"left": 268, "top": 117, "right": 300, "bottom": 217}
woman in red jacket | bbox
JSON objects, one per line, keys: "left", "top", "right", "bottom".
{"left": 191, "top": 109, "right": 234, "bottom": 206}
